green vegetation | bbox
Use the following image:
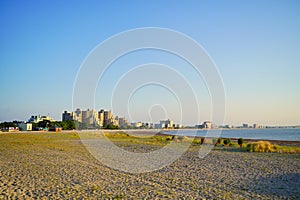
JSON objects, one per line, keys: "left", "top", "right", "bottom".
{"left": 246, "top": 141, "right": 273, "bottom": 152}
{"left": 25, "top": 120, "right": 76, "bottom": 130}
{"left": 223, "top": 138, "right": 231, "bottom": 146}
{"left": 0, "top": 120, "right": 75, "bottom": 131}
{"left": 103, "top": 132, "right": 176, "bottom": 146}
{"left": 238, "top": 138, "right": 244, "bottom": 147}
{"left": 0, "top": 131, "right": 299, "bottom": 154}
{"left": 0, "top": 121, "right": 17, "bottom": 128}
{"left": 201, "top": 138, "right": 205, "bottom": 144}
{"left": 213, "top": 138, "right": 222, "bottom": 146}
{"left": 192, "top": 138, "right": 202, "bottom": 145}
{"left": 272, "top": 145, "right": 300, "bottom": 154}
{"left": 245, "top": 141, "right": 300, "bottom": 153}
{"left": 103, "top": 124, "right": 120, "bottom": 130}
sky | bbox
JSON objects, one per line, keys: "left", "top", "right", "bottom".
{"left": 0, "top": 0, "right": 300, "bottom": 126}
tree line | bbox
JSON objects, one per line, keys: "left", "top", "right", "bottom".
{"left": 0, "top": 120, "right": 123, "bottom": 131}
{"left": 0, "top": 120, "right": 76, "bottom": 130}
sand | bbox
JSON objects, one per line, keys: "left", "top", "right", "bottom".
{"left": 0, "top": 132, "right": 299, "bottom": 199}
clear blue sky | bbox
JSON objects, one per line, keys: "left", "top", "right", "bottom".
{"left": 1, "top": 0, "right": 299, "bottom": 126}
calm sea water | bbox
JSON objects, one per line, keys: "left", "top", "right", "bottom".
{"left": 164, "top": 128, "right": 300, "bottom": 141}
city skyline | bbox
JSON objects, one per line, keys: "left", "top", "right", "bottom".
{"left": 3, "top": 108, "right": 299, "bottom": 129}
{"left": 1, "top": 1, "right": 300, "bottom": 126}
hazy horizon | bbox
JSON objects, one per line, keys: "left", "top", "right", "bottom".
{"left": 1, "top": 1, "right": 299, "bottom": 126}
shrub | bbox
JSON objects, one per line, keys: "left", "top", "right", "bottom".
{"left": 223, "top": 138, "right": 231, "bottom": 146}
{"left": 165, "top": 136, "right": 172, "bottom": 141}
{"left": 201, "top": 137, "right": 205, "bottom": 144}
{"left": 238, "top": 138, "right": 244, "bottom": 147}
{"left": 193, "top": 139, "right": 202, "bottom": 145}
{"left": 104, "top": 124, "right": 119, "bottom": 129}
{"left": 212, "top": 138, "right": 222, "bottom": 146}
{"left": 246, "top": 141, "right": 274, "bottom": 152}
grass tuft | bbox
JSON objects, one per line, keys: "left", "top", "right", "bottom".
{"left": 246, "top": 141, "right": 274, "bottom": 152}
{"left": 245, "top": 141, "right": 300, "bottom": 153}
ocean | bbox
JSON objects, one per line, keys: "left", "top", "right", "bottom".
{"left": 163, "top": 128, "right": 300, "bottom": 141}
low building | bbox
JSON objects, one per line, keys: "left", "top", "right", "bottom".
{"left": 196, "top": 121, "right": 213, "bottom": 129}
{"left": 2, "top": 127, "right": 19, "bottom": 132}
{"left": 28, "top": 115, "right": 54, "bottom": 123}
{"left": 118, "top": 117, "right": 130, "bottom": 128}
{"left": 160, "top": 119, "right": 173, "bottom": 129}
{"left": 203, "top": 121, "right": 213, "bottom": 129}
{"left": 174, "top": 124, "right": 182, "bottom": 129}
{"left": 18, "top": 122, "right": 32, "bottom": 131}
{"left": 155, "top": 123, "right": 163, "bottom": 129}
{"left": 243, "top": 123, "right": 248, "bottom": 128}
{"left": 131, "top": 122, "right": 142, "bottom": 128}
{"left": 253, "top": 124, "right": 262, "bottom": 129}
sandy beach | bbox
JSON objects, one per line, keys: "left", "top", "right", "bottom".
{"left": 0, "top": 131, "right": 299, "bottom": 199}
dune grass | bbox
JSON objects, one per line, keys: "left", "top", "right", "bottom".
{"left": 103, "top": 132, "right": 194, "bottom": 149}
{"left": 246, "top": 141, "right": 274, "bottom": 152}
{"left": 245, "top": 141, "right": 300, "bottom": 153}
{"left": 103, "top": 132, "right": 174, "bottom": 146}
{"left": 272, "top": 144, "right": 300, "bottom": 153}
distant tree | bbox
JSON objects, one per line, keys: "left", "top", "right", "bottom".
{"left": 0, "top": 121, "right": 17, "bottom": 128}
{"left": 104, "top": 124, "right": 119, "bottom": 130}
{"left": 67, "top": 120, "right": 76, "bottom": 130}
{"left": 60, "top": 120, "right": 76, "bottom": 130}
{"left": 201, "top": 137, "right": 205, "bottom": 144}
{"left": 37, "top": 120, "right": 51, "bottom": 128}
{"left": 31, "top": 122, "right": 38, "bottom": 128}
{"left": 223, "top": 138, "right": 231, "bottom": 146}
{"left": 78, "top": 122, "right": 93, "bottom": 130}
{"left": 58, "top": 121, "right": 68, "bottom": 130}
{"left": 238, "top": 138, "right": 244, "bottom": 147}
{"left": 213, "top": 138, "right": 222, "bottom": 146}
{"left": 74, "top": 121, "right": 80, "bottom": 129}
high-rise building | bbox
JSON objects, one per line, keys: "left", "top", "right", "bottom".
{"left": 81, "top": 109, "right": 99, "bottom": 125}
{"left": 62, "top": 111, "right": 73, "bottom": 121}
{"left": 62, "top": 109, "right": 121, "bottom": 127}
{"left": 118, "top": 117, "right": 129, "bottom": 128}
{"left": 103, "top": 110, "right": 112, "bottom": 127}
{"left": 103, "top": 110, "right": 118, "bottom": 126}
{"left": 74, "top": 108, "right": 82, "bottom": 122}
{"left": 98, "top": 109, "right": 104, "bottom": 127}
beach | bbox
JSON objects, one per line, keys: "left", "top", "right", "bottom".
{"left": 0, "top": 132, "right": 299, "bottom": 199}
